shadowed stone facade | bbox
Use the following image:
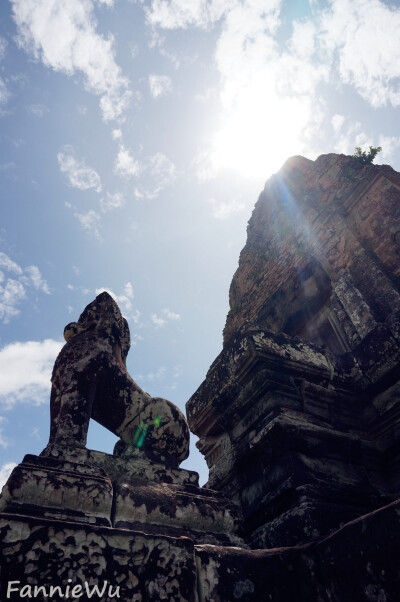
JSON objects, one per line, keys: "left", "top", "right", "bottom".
{"left": 2, "top": 154, "right": 400, "bottom": 600}
{"left": 188, "top": 155, "right": 400, "bottom": 554}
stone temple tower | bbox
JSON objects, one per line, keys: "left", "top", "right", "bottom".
{"left": 1, "top": 154, "right": 400, "bottom": 601}
{"left": 186, "top": 153, "right": 400, "bottom": 597}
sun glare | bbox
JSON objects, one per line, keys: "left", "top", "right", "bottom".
{"left": 210, "top": 83, "right": 309, "bottom": 179}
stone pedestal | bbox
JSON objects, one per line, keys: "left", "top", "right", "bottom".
{"left": 0, "top": 513, "right": 197, "bottom": 602}
{"left": 0, "top": 445, "right": 244, "bottom": 600}
{"left": 0, "top": 454, "right": 113, "bottom": 526}
{"left": 0, "top": 446, "right": 243, "bottom": 547}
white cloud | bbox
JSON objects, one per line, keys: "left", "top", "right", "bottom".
{"left": 27, "top": 103, "right": 48, "bottom": 117}
{"left": 207, "top": 197, "right": 245, "bottom": 219}
{"left": 148, "top": 74, "right": 172, "bottom": 98}
{"left": 148, "top": 152, "right": 176, "bottom": 191}
{"left": 378, "top": 136, "right": 400, "bottom": 163}
{"left": 0, "top": 37, "right": 10, "bottom": 111}
{"left": 145, "top": 0, "right": 230, "bottom": 29}
{"left": 330, "top": 116, "right": 392, "bottom": 161}
{"left": 11, "top": 0, "right": 131, "bottom": 121}
{"left": 58, "top": 146, "right": 102, "bottom": 192}
{"left": 317, "top": 0, "right": 400, "bottom": 108}
{"left": 95, "top": 282, "right": 134, "bottom": 315}
{"left": 173, "top": 364, "right": 183, "bottom": 379}
{"left": 151, "top": 307, "right": 180, "bottom": 327}
{"left": 0, "top": 37, "right": 7, "bottom": 61}
{"left": 0, "top": 339, "right": 63, "bottom": 408}
{"left": 24, "top": 265, "right": 51, "bottom": 294}
{"left": 129, "top": 42, "right": 139, "bottom": 59}
{"left": 288, "top": 20, "right": 316, "bottom": 59}
{"left": 0, "top": 253, "right": 50, "bottom": 323}
{"left": 0, "top": 279, "right": 26, "bottom": 322}
{"left": 133, "top": 152, "right": 176, "bottom": 199}
{"left": 0, "top": 77, "right": 10, "bottom": 111}
{"left": 132, "top": 333, "right": 144, "bottom": 345}
{"left": 146, "top": 366, "right": 166, "bottom": 381}
{"left": 332, "top": 114, "right": 345, "bottom": 134}
{"left": 0, "top": 252, "right": 23, "bottom": 276}
{"left": 0, "top": 462, "right": 17, "bottom": 490}
{"left": 114, "top": 144, "right": 141, "bottom": 178}
{"left": 112, "top": 128, "right": 123, "bottom": 140}
{"left": 74, "top": 210, "right": 102, "bottom": 238}
{"left": 131, "top": 309, "right": 142, "bottom": 324}
{"left": 0, "top": 162, "right": 16, "bottom": 172}
{"left": 151, "top": 313, "right": 167, "bottom": 328}
{"left": 162, "top": 308, "right": 180, "bottom": 320}
{"left": 147, "top": 30, "right": 180, "bottom": 68}
{"left": 100, "top": 191, "right": 125, "bottom": 212}
{"left": 29, "top": 426, "right": 41, "bottom": 439}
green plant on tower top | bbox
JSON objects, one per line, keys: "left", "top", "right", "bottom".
{"left": 351, "top": 145, "right": 382, "bottom": 165}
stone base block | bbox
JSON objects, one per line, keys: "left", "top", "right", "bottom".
{"left": 0, "top": 455, "right": 113, "bottom": 526}
{"left": 0, "top": 513, "right": 197, "bottom": 602}
{"left": 114, "top": 481, "right": 243, "bottom": 546}
{"left": 41, "top": 445, "right": 199, "bottom": 486}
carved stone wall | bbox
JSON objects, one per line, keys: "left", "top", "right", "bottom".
{"left": 223, "top": 154, "right": 400, "bottom": 347}
{"left": 187, "top": 154, "right": 400, "bottom": 553}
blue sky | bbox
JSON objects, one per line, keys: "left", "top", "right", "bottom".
{"left": 1, "top": 0, "right": 400, "bottom": 487}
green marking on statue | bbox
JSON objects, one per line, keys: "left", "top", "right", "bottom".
{"left": 123, "top": 415, "right": 163, "bottom": 456}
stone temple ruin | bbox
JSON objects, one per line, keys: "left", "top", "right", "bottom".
{"left": 1, "top": 153, "right": 400, "bottom": 600}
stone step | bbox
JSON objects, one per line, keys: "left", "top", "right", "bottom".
{"left": 113, "top": 481, "right": 243, "bottom": 545}
{"left": 0, "top": 455, "right": 113, "bottom": 526}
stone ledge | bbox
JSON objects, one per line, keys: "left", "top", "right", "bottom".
{"left": 41, "top": 446, "right": 199, "bottom": 486}
{"left": 194, "top": 497, "right": 400, "bottom": 602}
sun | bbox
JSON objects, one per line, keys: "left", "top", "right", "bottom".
{"left": 209, "top": 81, "right": 310, "bottom": 179}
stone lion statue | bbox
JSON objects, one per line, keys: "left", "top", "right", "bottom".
{"left": 45, "top": 292, "right": 190, "bottom": 466}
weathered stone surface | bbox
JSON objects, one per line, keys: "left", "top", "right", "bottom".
{"left": 1, "top": 493, "right": 399, "bottom": 601}
{"left": 195, "top": 498, "right": 400, "bottom": 601}
{"left": 43, "top": 446, "right": 199, "bottom": 487}
{"left": 195, "top": 543, "right": 324, "bottom": 602}
{"left": 0, "top": 454, "right": 113, "bottom": 526}
{"left": 0, "top": 447, "right": 245, "bottom": 553}
{"left": 223, "top": 154, "right": 400, "bottom": 347}
{"left": 46, "top": 292, "right": 189, "bottom": 467}
{"left": 113, "top": 481, "right": 243, "bottom": 546}
{"left": 0, "top": 514, "right": 197, "bottom": 601}
{"left": 314, "top": 499, "right": 400, "bottom": 602}
{"left": 187, "top": 154, "right": 400, "bottom": 549}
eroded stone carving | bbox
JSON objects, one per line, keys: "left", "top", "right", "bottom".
{"left": 45, "top": 292, "right": 189, "bottom": 466}
{"left": 187, "top": 153, "right": 400, "bottom": 549}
